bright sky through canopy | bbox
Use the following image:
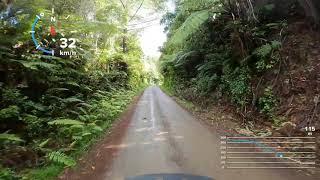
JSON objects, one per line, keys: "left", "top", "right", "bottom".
{"left": 139, "top": 23, "right": 166, "bottom": 57}
{"left": 137, "top": 0, "right": 175, "bottom": 57}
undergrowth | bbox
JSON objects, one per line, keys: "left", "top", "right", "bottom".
{"left": 0, "top": 0, "right": 150, "bottom": 179}
{"left": 1, "top": 87, "right": 141, "bottom": 180}
{"left": 159, "top": 0, "right": 298, "bottom": 122}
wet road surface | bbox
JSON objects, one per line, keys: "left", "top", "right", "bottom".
{"left": 105, "top": 87, "right": 317, "bottom": 180}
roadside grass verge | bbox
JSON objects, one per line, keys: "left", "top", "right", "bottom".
{"left": 160, "top": 86, "right": 198, "bottom": 112}
{"left": 1, "top": 87, "right": 144, "bottom": 180}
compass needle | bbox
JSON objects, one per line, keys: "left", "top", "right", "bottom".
{"left": 50, "top": 26, "right": 57, "bottom": 36}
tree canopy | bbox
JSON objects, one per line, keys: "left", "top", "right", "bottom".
{"left": 0, "top": 0, "right": 165, "bottom": 178}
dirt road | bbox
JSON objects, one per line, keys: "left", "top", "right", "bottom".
{"left": 102, "top": 87, "right": 317, "bottom": 180}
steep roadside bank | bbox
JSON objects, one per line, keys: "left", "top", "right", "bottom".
{"left": 159, "top": 0, "right": 320, "bottom": 171}
{"left": 58, "top": 90, "right": 144, "bottom": 180}
{"left": 161, "top": 86, "right": 320, "bottom": 175}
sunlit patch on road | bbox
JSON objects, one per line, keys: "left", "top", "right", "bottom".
{"left": 105, "top": 143, "right": 136, "bottom": 149}
{"left": 154, "top": 137, "right": 167, "bottom": 141}
{"left": 141, "top": 141, "right": 153, "bottom": 145}
{"left": 174, "top": 135, "right": 184, "bottom": 139}
{"left": 135, "top": 127, "right": 153, "bottom": 132}
{"left": 157, "top": 131, "right": 169, "bottom": 136}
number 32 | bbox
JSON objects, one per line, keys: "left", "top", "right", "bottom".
{"left": 60, "top": 38, "right": 76, "bottom": 49}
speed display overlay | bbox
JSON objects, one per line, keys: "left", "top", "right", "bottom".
{"left": 30, "top": 8, "right": 77, "bottom": 57}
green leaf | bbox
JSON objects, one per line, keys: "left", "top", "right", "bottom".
{"left": 70, "top": 124, "right": 85, "bottom": 130}
{"left": 47, "top": 88, "right": 70, "bottom": 93}
{"left": 63, "top": 97, "right": 84, "bottom": 104}
{"left": 48, "top": 119, "right": 84, "bottom": 126}
{"left": 81, "top": 132, "right": 92, "bottom": 137}
{"left": 264, "top": 4, "right": 275, "bottom": 11}
{"left": 92, "top": 125, "right": 103, "bottom": 132}
{"left": 0, "top": 133, "right": 24, "bottom": 142}
{"left": 47, "top": 151, "right": 76, "bottom": 167}
{"left": 63, "top": 81, "right": 80, "bottom": 88}
{"left": 76, "top": 102, "right": 92, "bottom": 108}
{"left": 254, "top": 44, "right": 272, "bottom": 57}
{"left": 271, "top": 40, "right": 281, "bottom": 49}
{"left": 0, "top": 105, "right": 20, "bottom": 119}
{"left": 19, "top": 61, "right": 58, "bottom": 70}
{"left": 39, "top": 139, "right": 50, "bottom": 148}
{"left": 169, "top": 10, "right": 210, "bottom": 45}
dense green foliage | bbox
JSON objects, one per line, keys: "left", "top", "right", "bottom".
{"left": 0, "top": 0, "right": 163, "bottom": 179}
{"left": 160, "top": 0, "right": 318, "bottom": 116}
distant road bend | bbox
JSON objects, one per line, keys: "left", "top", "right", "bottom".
{"left": 104, "top": 86, "right": 317, "bottom": 180}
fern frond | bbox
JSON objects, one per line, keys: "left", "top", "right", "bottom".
{"left": 0, "top": 105, "right": 20, "bottom": 119}
{"left": 76, "top": 102, "right": 92, "bottom": 108}
{"left": 39, "top": 139, "right": 50, "bottom": 148}
{"left": 63, "top": 81, "right": 80, "bottom": 88}
{"left": 77, "top": 107, "right": 88, "bottom": 115}
{"left": 81, "top": 132, "right": 92, "bottom": 137}
{"left": 70, "top": 124, "right": 85, "bottom": 130}
{"left": 66, "top": 110, "right": 80, "bottom": 116}
{"left": 169, "top": 10, "right": 210, "bottom": 45}
{"left": 47, "top": 88, "right": 70, "bottom": 94}
{"left": 81, "top": 85, "right": 93, "bottom": 92}
{"left": 160, "top": 53, "right": 178, "bottom": 72}
{"left": 48, "top": 119, "right": 84, "bottom": 126}
{"left": 47, "top": 151, "right": 76, "bottom": 167}
{"left": 63, "top": 97, "right": 84, "bottom": 104}
{"left": 92, "top": 125, "right": 103, "bottom": 132}
{"left": 88, "top": 123, "right": 103, "bottom": 132}
{"left": 254, "top": 44, "right": 272, "bottom": 57}
{"left": 253, "top": 41, "right": 281, "bottom": 57}
{"left": 40, "top": 54, "right": 60, "bottom": 60}
{"left": 19, "top": 61, "right": 58, "bottom": 70}
{"left": 174, "top": 51, "right": 199, "bottom": 67}
{"left": 0, "top": 133, "right": 24, "bottom": 142}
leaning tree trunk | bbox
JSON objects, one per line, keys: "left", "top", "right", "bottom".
{"left": 254, "top": 0, "right": 320, "bottom": 24}
{"left": 298, "top": 0, "right": 320, "bottom": 24}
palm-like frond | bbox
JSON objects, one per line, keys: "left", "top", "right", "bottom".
{"left": 169, "top": 10, "right": 210, "bottom": 45}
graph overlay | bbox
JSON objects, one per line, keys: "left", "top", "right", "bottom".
{"left": 220, "top": 136, "right": 316, "bottom": 169}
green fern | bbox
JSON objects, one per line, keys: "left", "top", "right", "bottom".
{"left": 47, "top": 151, "right": 76, "bottom": 167}
{"left": 76, "top": 102, "right": 92, "bottom": 108}
{"left": 81, "top": 85, "right": 93, "bottom": 92}
{"left": 63, "top": 97, "right": 84, "bottom": 104}
{"left": 254, "top": 41, "right": 281, "bottom": 71}
{"left": 174, "top": 51, "right": 199, "bottom": 67}
{"left": 254, "top": 41, "right": 281, "bottom": 58}
{"left": 169, "top": 10, "right": 210, "bottom": 45}
{"left": 39, "top": 139, "right": 50, "bottom": 148}
{"left": 63, "top": 81, "right": 80, "bottom": 88}
{"left": 19, "top": 61, "right": 58, "bottom": 70}
{"left": 0, "top": 133, "right": 24, "bottom": 142}
{"left": 66, "top": 110, "right": 80, "bottom": 116}
{"left": 88, "top": 123, "right": 103, "bottom": 133}
{"left": 48, "top": 119, "right": 84, "bottom": 126}
{"left": 46, "top": 88, "right": 70, "bottom": 94}
{"left": 254, "top": 44, "right": 272, "bottom": 57}
{"left": 77, "top": 107, "right": 88, "bottom": 115}
{"left": 70, "top": 124, "right": 85, "bottom": 130}
{"left": 0, "top": 105, "right": 20, "bottom": 119}
{"left": 81, "top": 132, "right": 92, "bottom": 137}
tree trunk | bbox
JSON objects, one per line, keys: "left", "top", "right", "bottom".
{"left": 298, "top": 0, "right": 320, "bottom": 24}
{"left": 254, "top": 0, "right": 320, "bottom": 24}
